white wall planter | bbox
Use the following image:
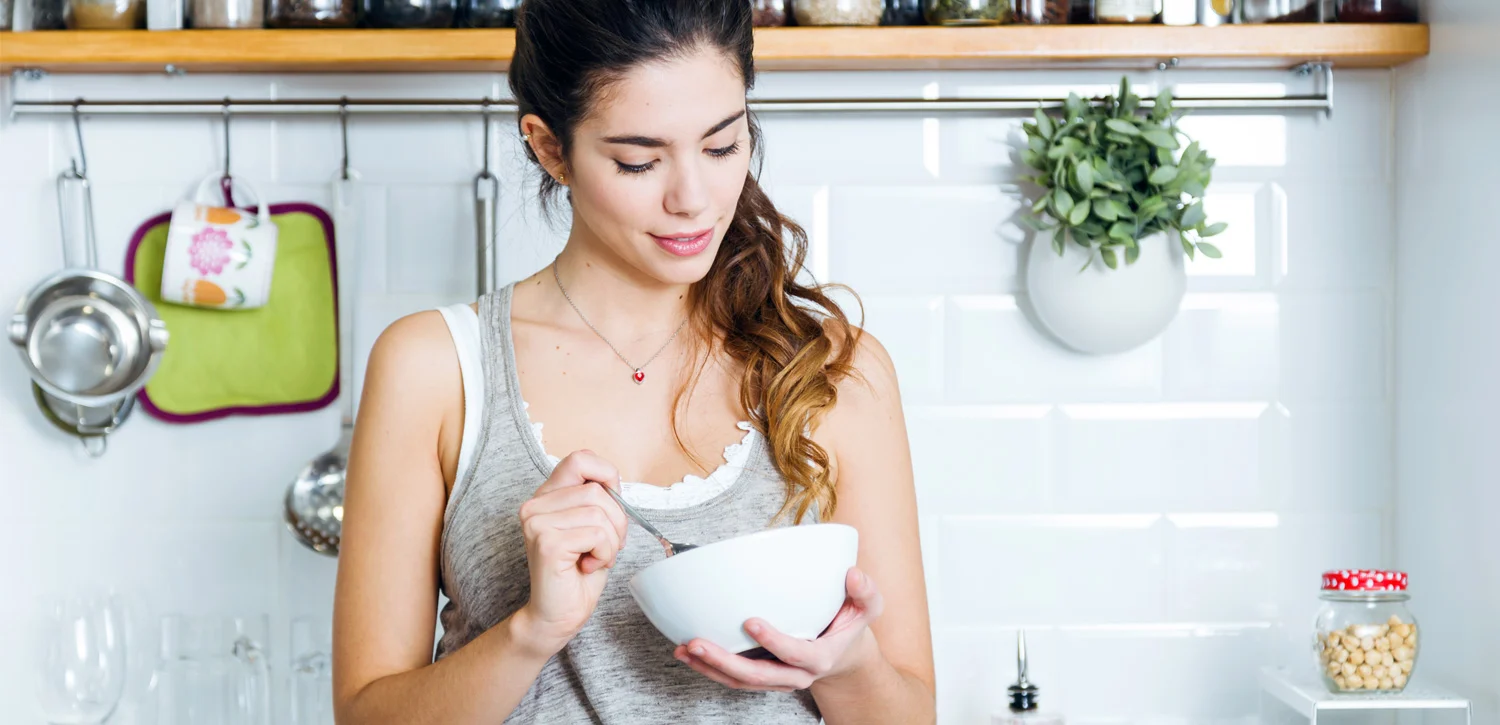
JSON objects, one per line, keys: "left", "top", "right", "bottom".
{"left": 1024, "top": 231, "right": 1186, "bottom": 355}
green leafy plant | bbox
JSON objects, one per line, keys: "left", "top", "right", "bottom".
{"left": 1021, "top": 77, "right": 1226, "bottom": 270}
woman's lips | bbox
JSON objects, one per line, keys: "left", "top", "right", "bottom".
{"left": 651, "top": 228, "right": 713, "bottom": 257}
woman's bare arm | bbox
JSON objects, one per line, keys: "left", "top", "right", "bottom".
{"left": 331, "top": 311, "right": 554, "bottom": 725}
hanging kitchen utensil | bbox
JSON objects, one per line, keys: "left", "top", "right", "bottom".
{"left": 476, "top": 99, "right": 499, "bottom": 297}
{"left": 284, "top": 100, "right": 360, "bottom": 557}
{"left": 10, "top": 105, "right": 168, "bottom": 456}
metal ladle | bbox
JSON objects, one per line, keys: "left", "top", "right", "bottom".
{"left": 596, "top": 483, "right": 698, "bottom": 558}
{"left": 284, "top": 101, "right": 358, "bottom": 556}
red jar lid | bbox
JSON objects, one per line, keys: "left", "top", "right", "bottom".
{"left": 1322, "top": 569, "right": 1408, "bottom": 591}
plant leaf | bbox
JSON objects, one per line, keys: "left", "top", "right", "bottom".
{"left": 1125, "top": 244, "right": 1141, "bottom": 265}
{"left": 1104, "top": 118, "right": 1140, "bottom": 136}
{"left": 1143, "top": 128, "right": 1180, "bottom": 149}
{"left": 1108, "top": 221, "right": 1134, "bottom": 242}
{"left": 1075, "top": 161, "right": 1095, "bottom": 193}
{"left": 1180, "top": 231, "right": 1196, "bottom": 260}
{"left": 1069, "top": 198, "right": 1091, "bottom": 226}
{"left": 1052, "top": 227, "right": 1066, "bottom": 256}
{"left": 1021, "top": 149, "right": 1044, "bottom": 171}
{"left": 1032, "top": 195, "right": 1050, "bottom": 214}
{"left": 1054, "top": 188, "right": 1075, "bottom": 217}
{"left": 1197, "top": 241, "right": 1223, "bottom": 259}
{"left": 1180, "top": 201, "right": 1207, "bottom": 229}
{"left": 1148, "top": 165, "right": 1179, "bottom": 185}
{"left": 1202, "top": 221, "right": 1228, "bottom": 237}
{"left": 1034, "top": 108, "right": 1055, "bottom": 139}
{"left": 1095, "top": 198, "right": 1119, "bottom": 222}
{"left": 1101, "top": 248, "right": 1118, "bottom": 270}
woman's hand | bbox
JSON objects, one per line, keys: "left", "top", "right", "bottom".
{"left": 673, "top": 567, "right": 885, "bottom": 691}
{"left": 514, "top": 450, "right": 629, "bottom": 658}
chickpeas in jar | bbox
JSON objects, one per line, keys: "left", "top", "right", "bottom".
{"left": 1314, "top": 570, "right": 1419, "bottom": 693}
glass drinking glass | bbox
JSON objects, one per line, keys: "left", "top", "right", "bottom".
{"left": 33, "top": 592, "right": 128, "bottom": 725}
{"left": 151, "top": 614, "right": 272, "bottom": 725}
{"left": 289, "top": 616, "right": 335, "bottom": 725}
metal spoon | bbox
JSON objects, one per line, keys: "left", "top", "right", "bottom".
{"left": 596, "top": 482, "right": 697, "bottom": 558}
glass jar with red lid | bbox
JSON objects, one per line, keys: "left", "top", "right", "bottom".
{"left": 1313, "top": 570, "right": 1420, "bottom": 693}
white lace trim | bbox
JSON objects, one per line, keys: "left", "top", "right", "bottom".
{"left": 523, "top": 401, "right": 757, "bottom": 510}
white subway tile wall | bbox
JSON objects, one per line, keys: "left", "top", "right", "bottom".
{"left": 0, "top": 67, "right": 1396, "bottom": 724}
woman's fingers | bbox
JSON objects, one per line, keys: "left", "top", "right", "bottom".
{"left": 534, "top": 450, "right": 621, "bottom": 497}
{"left": 520, "top": 481, "right": 628, "bottom": 541}
{"left": 526, "top": 511, "right": 622, "bottom": 570}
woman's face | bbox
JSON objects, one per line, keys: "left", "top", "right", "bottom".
{"left": 548, "top": 47, "right": 753, "bottom": 286}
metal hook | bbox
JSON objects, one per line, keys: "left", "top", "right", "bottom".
{"left": 480, "top": 97, "right": 492, "bottom": 178}
{"left": 69, "top": 99, "right": 88, "bottom": 178}
{"left": 221, "top": 97, "right": 232, "bottom": 181}
{"left": 339, "top": 96, "right": 351, "bottom": 181}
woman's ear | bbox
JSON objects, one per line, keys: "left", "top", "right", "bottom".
{"left": 520, "top": 113, "right": 568, "bottom": 182}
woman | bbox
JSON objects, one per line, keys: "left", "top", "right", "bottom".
{"left": 331, "top": 0, "right": 934, "bottom": 722}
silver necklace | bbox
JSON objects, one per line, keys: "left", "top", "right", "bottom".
{"left": 552, "top": 263, "right": 689, "bottom": 385}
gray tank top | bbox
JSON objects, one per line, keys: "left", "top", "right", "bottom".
{"left": 433, "top": 283, "right": 822, "bottom": 723}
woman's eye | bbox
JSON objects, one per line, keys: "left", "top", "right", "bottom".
{"left": 708, "top": 141, "right": 741, "bottom": 158}
{"left": 615, "top": 161, "right": 655, "bottom": 175}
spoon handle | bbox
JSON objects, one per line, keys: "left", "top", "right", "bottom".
{"left": 596, "top": 482, "right": 672, "bottom": 548}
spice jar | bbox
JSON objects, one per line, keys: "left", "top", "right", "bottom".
{"left": 69, "top": 0, "right": 143, "bottom": 27}
{"left": 191, "top": 0, "right": 261, "bottom": 27}
{"left": 752, "top": 0, "right": 788, "bottom": 26}
{"left": 1014, "top": 0, "right": 1069, "bottom": 23}
{"left": 361, "top": 0, "right": 454, "bottom": 26}
{"left": 455, "top": 0, "right": 516, "bottom": 27}
{"left": 19, "top": 0, "right": 69, "bottom": 28}
{"left": 881, "top": 0, "right": 924, "bottom": 24}
{"left": 1336, "top": 0, "right": 1414, "bottom": 21}
{"left": 1314, "top": 570, "right": 1420, "bottom": 693}
{"left": 1069, "top": 0, "right": 1095, "bottom": 21}
{"left": 794, "top": 0, "right": 881, "bottom": 24}
{"left": 268, "top": 0, "right": 354, "bottom": 27}
{"left": 1094, "top": 0, "right": 1156, "bottom": 23}
{"left": 923, "top": 0, "right": 1008, "bottom": 25}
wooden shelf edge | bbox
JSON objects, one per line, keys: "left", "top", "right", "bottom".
{"left": 0, "top": 24, "right": 1430, "bottom": 74}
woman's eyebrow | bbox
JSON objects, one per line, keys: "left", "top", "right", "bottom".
{"left": 602, "top": 109, "right": 747, "bottom": 148}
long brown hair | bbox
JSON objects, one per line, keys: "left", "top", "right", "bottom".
{"left": 509, "top": 0, "right": 862, "bottom": 523}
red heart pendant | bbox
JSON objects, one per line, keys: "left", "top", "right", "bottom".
{"left": 632, "top": 370, "right": 645, "bottom": 384}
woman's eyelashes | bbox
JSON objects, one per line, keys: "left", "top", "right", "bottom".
{"left": 614, "top": 141, "right": 742, "bottom": 176}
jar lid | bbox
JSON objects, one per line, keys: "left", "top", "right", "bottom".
{"left": 1322, "top": 569, "right": 1408, "bottom": 591}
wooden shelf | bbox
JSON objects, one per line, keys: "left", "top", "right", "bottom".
{"left": 0, "top": 25, "right": 1430, "bottom": 74}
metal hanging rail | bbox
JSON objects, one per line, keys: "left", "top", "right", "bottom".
{"left": 6, "top": 63, "right": 1334, "bottom": 119}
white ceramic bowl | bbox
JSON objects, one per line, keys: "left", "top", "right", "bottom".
{"left": 628, "top": 523, "right": 858, "bottom": 654}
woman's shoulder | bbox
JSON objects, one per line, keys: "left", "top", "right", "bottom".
{"left": 820, "top": 316, "right": 898, "bottom": 398}
{"left": 363, "top": 308, "right": 468, "bottom": 425}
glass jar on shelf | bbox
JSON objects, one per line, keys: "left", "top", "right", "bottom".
{"left": 922, "top": 0, "right": 1009, "bottom": 25}
{"left": 752, "top": 0, "right": 788, "bottom": 26}
{"left": 69, "top": 0, "right": 143, "bottom": 27}
{"left": 1014, "top": 0, "right": 1070, "bottom": 23}
{"left": 456, "top": 0, "right": 517, "bottom": 27}
{"left": 794, "top": 0, "right": 882, "bottom": 25}
{"left": 881, "top": 0, "right": 924, "bottom": 24}
{"left": 1069, "top": 0, "right": 1095, "bottom": 22}
{"left": 361, "top": 0, "right": 455, "bottom": 27}
{"left": 1239, "top": 0, "right": 1330, "bottom": 21}
{"left": 1336, "top": 0, "right": 1414, "bottom": 21}
{"left": 1094, "top": 0, "right": 1156, "bottom": 22}
{"left": 1313, "top": 570, "right": 1420, "bottom": 694}
{"left": 1, "top": 0, "right": 14, "bottom": 29}
{"left": 191, "top": 0, "right": 262, "bottom": 27}
{"left": 268, "top": 0, "right": 354, "bottom": 27}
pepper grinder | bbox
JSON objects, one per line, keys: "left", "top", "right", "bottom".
{"left": 992, "top": 631, "right": 1065, "bottom": 725}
